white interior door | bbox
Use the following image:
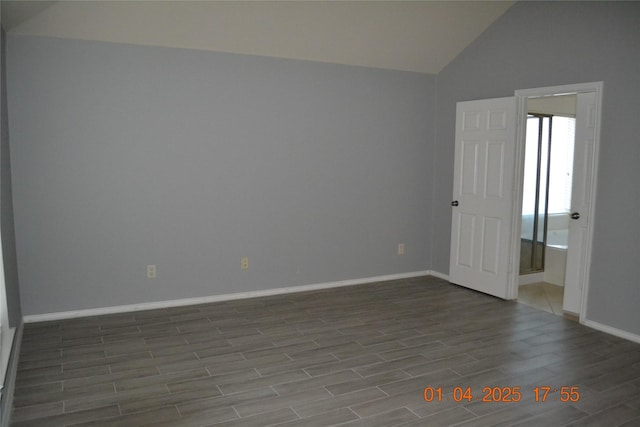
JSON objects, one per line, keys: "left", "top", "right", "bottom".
{"left": 449, "top": 97, "right": 517, "bottom": 299}
{"left": 563, "top": 92, "right": 597, "bottom": 313}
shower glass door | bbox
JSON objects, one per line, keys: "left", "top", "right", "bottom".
{"left": 520, "top": 115, "right": 551, "bottom": 274}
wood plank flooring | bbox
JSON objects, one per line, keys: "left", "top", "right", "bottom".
{"left": 10, "top": 276, "right": 640, "bottom": 426}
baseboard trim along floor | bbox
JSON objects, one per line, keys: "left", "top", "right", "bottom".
{"left": 23, "top": 270, "right": 433, "bottom": 323}
{"left": 583, "top": 318, "right": 640, "bottom": 344}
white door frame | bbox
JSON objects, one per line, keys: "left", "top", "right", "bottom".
{"left": 509, "top": 82, "right": 603, "bottom": 322}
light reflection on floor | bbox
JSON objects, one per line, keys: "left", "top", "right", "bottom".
{"left": 518, "top": 282, "right": 564, "bottom": 316}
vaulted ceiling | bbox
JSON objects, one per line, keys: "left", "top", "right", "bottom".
{"left": 1, "top": 1, "right": 514, "bottom": 74}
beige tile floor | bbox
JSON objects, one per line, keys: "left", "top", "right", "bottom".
{"left": 518, "top": 282, "right": 564, "bottom": 315}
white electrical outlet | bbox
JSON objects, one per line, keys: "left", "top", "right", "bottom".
{"left": 398, "top": 243, "right": 405, "bottom": 255}
{"left": 147, "top": 265, "right": 157, "bottom": 278}
{"left": 241, "top": 257, "right": 249, "bottom": 270}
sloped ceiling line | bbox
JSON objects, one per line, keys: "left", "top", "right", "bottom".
{"left": 2, "top": 1, "right": 514, "bottom": 74}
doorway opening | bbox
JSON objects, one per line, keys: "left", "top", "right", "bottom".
{"left": 518, "top": 95, "right": 576, "bottom": 315}
{"left": 448, "top": 82, "right": 601, "bottom": 322}
{"left": 518, "top": 94, "right": 577, "bottom": 315}
{"left": 512, "top": 83, "right": 602, "bottom": 321}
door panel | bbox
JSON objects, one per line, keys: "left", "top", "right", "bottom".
{"left": 481, "top": 216, "right": 501, "bottom": 274}
{"left": 456, "top": 213, "right": 476, "bottom": 268}
{"left": 563, "top": 92, "right": 596, "bottom": 313}
{"left": 485, "top": 141, "right": 505, "bottom": 198}
{"left": 461, "top": 141, "right": 479, "bottom": 195}
{"left": 450, "top": 97, "right": 517, "bottom": 299}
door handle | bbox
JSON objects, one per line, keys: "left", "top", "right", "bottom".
{"left": 570, "top": 212, "right": 580, "bottom": 220}
{"left": 451, "top": 201, "right": 459, "bottom": 207}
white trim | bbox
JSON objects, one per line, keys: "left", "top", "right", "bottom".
{"left": 511, "top": 82, "right": 603, "bottom": 322}
{"left": 427, "top": 270, "right": 449, "bottom": 281}
{"left": 515, "top": 82, "right": 604, "bottom": 98}
{"left": 1, "top": 323, "right": 22, "bottom": 427}
{"left": 507, "top": 92, "right": 529, "bottom": 299}
{"left": 23, "top": 271, "right": 433, "bottom": 323}
{"left": 518, "top": 272, "right": 544, "bottom": 286}
{"left": 0, "top": 235, "right": 12, "bottom": 388}
{"left": 0, "top": 326, "right": 14, "bottom": 388}
{"left": 582, "top": 319, "right": 640, "bottom": 345}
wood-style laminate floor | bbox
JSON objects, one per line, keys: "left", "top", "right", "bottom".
{"left": 10, "top": 276, "right": 640, "bottom": 426}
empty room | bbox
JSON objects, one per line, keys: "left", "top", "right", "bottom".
{"left": 1, "top": 1, "right": 639, "bottom": 426}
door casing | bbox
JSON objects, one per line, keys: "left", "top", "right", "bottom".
{"left": 509, "top": 82, "right": 603, "bottom": 322}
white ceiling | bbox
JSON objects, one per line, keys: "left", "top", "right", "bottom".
{"left": 1, "top": 1, "right": 55, "bottom": 30}
{"left": 1, "top": 1, "right": 514, "bottom": 74}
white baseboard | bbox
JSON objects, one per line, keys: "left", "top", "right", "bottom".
{"left": 581, "top": 318, "right": 640, "bottom": 344}
{"left": 519, "top": 272, "right": 544, "bottom": 285}
{"left": 23, "top": 270, "right": 433, "bottom": 323}
{"left": 427, "top": 270, "right": 449, "bottom": 281}
{"left": 21, "top": 272, "right": 640, "bottom": 350}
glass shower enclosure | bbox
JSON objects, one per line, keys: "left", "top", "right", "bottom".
{"left": 520, "top": 114, "right": 551, "bottom": 274}
{"left": 520, "top": 112, "right": 576, "bottom": 275}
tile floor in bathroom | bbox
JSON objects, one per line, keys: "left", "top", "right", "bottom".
{"left": 517, "top": 282, "right": 564, "bottom": 316}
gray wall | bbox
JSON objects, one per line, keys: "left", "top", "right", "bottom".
{"left": 433, "top": 1, "right": 640, "bottom": 334}
{"left": 1, "top": 28, "right": 21, "bottom": 327}
{"left": 7, "top": 1, "right": 640, "bottom": 339}
{"left": 7, "top": 36, "right": 435, "bottom": 315}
